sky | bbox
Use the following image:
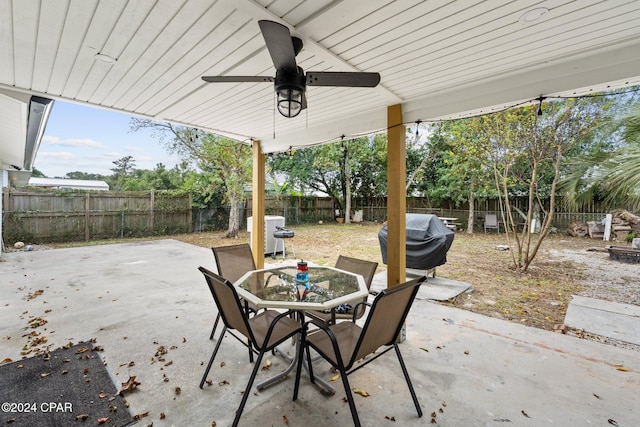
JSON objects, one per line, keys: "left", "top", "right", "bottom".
{"left": 36, "top": 101, "right": 179, "bottom": 178}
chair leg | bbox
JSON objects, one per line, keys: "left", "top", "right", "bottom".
{"left": 200, "top": 325, "right": 227, "bottom": 389}
{"left": 338, "top": 367, "right": 361, "bottom": 427}
{"left": 233, "top": 350, "right": 266, "bottom": 427}
{"left": 209, "top": 313, "right": 221, "bottom": 340}
{"left": 394, "top": 343, "right": 423, "bottom": 417}
{"left": 293, "top": 330, "right": 306, "bottom": 401}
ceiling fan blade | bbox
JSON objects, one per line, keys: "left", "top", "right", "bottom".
{"left": 202, "top": 76, "right": 273, "bottom": 83}
{"left": 306, "top": 72, "right": 381, "bottom": 87}
{"left": 258, "top": 20, "right": 297, "bottom": 71}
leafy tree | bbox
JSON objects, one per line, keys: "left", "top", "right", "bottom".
{"left": 269, "top": 137, "right": 388, "bottom": 221}
{"left": 121, "top": 163, "right": 185, "bottom": 191}
{"left": 64, "top": 171, "right": 107, "bottom": 181}
{"left": 427, "top": 120, "right": 495, "bottom": 233}
{"left": 486, "top": 97, "right": 612, "bottom": 271}
{"left": 109, "top": 155, "right": 136, "bottom": 190}
{"left": 559, "top": 94, "right": 640, "bottom": 211}
{"left": 129, "top": 118, "right": 251, "bottom": 237}
{"left": 31, "top": 167, "right": 46, "bottom": 178}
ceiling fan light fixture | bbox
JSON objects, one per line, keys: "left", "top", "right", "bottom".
{"left": 277, "top": 88, "right": 303, "bottom": 118}
{"left": 274, "top": 68, "right": 306, "bottom": 118}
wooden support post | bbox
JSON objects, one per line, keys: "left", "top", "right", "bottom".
{"left": 387, "top": 103, "right": 406, "bottom": 289}
{"left": 252, "top": 141, "right": 265, "bottom": 269}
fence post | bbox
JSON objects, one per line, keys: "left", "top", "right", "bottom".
{"left": 150, "top": 190, "right": 155, "bottom": 234}
{"left": 84, "top": 193, "right": 90, "bottom": 241}
{"left": 188, "top": 193, "right": 193, "bottom": 232}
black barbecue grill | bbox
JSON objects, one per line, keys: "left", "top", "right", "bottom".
{"left": 378, "top": 214, "right": 454, "bottom": 271}
{"left": 272, "top": 226, "right": 295, "bottom": 259}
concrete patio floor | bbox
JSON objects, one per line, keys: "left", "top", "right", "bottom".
{"left": 1, "top": 239, "right": 638, "bottom": 426}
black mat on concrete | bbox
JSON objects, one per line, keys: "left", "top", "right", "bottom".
{"left": 0, "top": 342, "right": 134, "bottom": 427}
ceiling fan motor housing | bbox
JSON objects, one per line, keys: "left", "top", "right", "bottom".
{"left": 275, "top": 68, "right": 306, "bottom": 117}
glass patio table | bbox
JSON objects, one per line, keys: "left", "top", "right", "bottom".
{"left": 234, "top": 265, "right": 368, "bottom": 392}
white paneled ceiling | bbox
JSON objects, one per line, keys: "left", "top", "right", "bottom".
{"left": 2, "top": 0, "right": 640, "bottom": 155}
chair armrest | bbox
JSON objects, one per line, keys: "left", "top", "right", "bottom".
{"left": 351, "top": 301, "right": 372, "bottom": 322}
{"left": 303, "top": 317, "right": 346, "bottom": 370}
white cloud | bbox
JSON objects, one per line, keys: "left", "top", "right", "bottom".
{"left": 125, "top": 146, "right": 145, "bottom": 152}
{"left": 36, "top": 151, "right": 78, "bottom": 160}
{"left": 42, "top": 135, "right": 106, "bottom": 149}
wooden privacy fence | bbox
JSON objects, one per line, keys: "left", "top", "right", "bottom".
{"left": 246, "top": 195, "right": 613, "bottom": 230}
{"left": 2, "top": 189, "right": 192, "bottom": 243}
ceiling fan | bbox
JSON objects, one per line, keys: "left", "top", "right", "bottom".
{"left": 201, "top": 20, "right": 381, "bottom": 118}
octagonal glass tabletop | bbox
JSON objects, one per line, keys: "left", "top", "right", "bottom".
{"left": 235, "top": 266, "right": 367, "bottom": 310}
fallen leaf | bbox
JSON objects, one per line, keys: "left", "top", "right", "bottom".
{"left": 330, "top": 374, "right": 340, "bottom": 382}
{"left": 133, "top": 411, "right": 149, "bottom": 420}
{"left": 592, "top": 393, "right": 601, "bottom": 399}
{"left": 419, "top": 347, "right": 429, "bottom": 352}
{"left": 262, "top": 359, "right": 272, "bottom": 370}
{"left": 608, "top": 419, "right": 619, "bottom": 426}
{"left": 431, "top": 418, "right": 437, "bottom": 424}
{"left": 183, "top": 337, "right": 187, "bottom": 343}
{"left": 205, "top": 379, "right": 213, "bottom": 386}
{"left": 76, "top": 414, "right": 89, "bottom": 421}
{"left": 175, "top": 387, "right": 181, "bottom": 395}
{"left": 120, "top": 376, "right": 141, "bottom": 394}
{"left": 220, "top": 361, "right": 226, "bottom": 367}
{"left": 441, "top": 401, "right": 447, "bottom": 407}
{"left": 75, "top": 346, "right": 89, "bottom": 354}
{"left": 219, "top": 380, "right": 230, "bottom": 386}
{"left": 431, "top": 411, "right": 437, "bottom": 418}
{"left": 155, "top": 346, "right": 167, "bottom": 357}
{"left": 385, "top": 415, "right": 396, "bottom": 421}
{"left": 464, "top": 350, "right": 470, "bottom": 355}
{"left": 521, "top": 410, "right": 531, "bottom": 418}
{"left": 1, "top": 358, "right": 12, "bottom": 364}
{"left": 99, "top": 392, "right": 108, "bottom": 398}
{"left": 40, "top": 372, "right": 51, "bottom": 377}
{"left": 212, "top": 421, "right": 217, "bottom": 427}
{"left": 283, "top": 415, "right": 288, "bottom": 424}
{"left": 164, "top": 360, "right": 173, "bottom": 367}
{"left": 97, "top": 417, "right": 109, "bottom": 424}
{"left": 160, "top": 412, "right": 166, "bottom": 419}
{"left": 352, "top": 388, "right": 369, "bottom": 397}
{"left": 615, "top": 366, "right": 629, "bottom": 372}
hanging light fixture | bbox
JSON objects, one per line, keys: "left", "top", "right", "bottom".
{"left": 274, "top": 69, "right": 305, "bottom": 118}
{"left": 285, "top": 146, "right": 296, "bottom": 157}
{"left": 536, "top": 96, "right": 546, "bottom": 116}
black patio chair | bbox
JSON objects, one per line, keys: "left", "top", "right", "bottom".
{"left": 198, "top": 266, "right": 303, "bottom": 427}
{"left": 294, "top": 276, "right": 427, "bottom": 427}
{"left": 209, "top": 244, "right": 259, "bottom": 340}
